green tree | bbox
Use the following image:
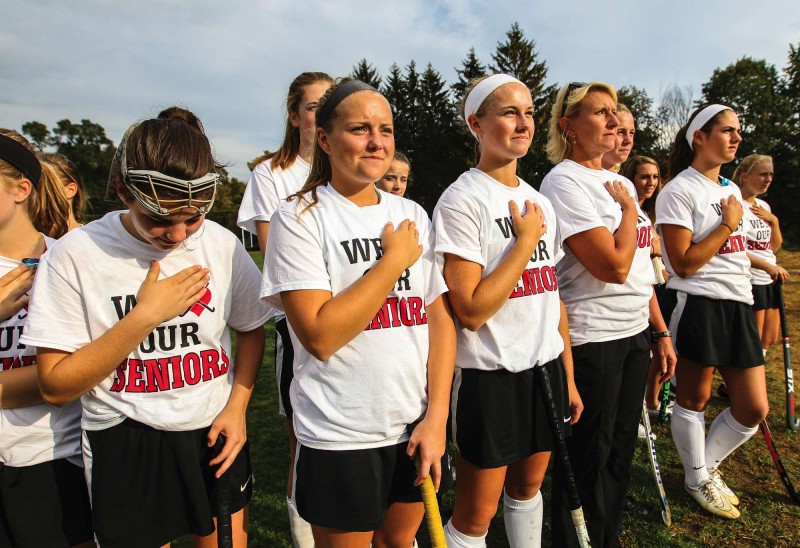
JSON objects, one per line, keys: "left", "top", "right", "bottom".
{"left": 22, "top": 118, "right": 117, "bottom": 216}
{"left": 617, "top": 85, "right": 659, "bottom": 161}
{"left": 702, "top": 55, "right": 797, "bottom": 244}
{"left": 452, "top": 47, "right": 487, "bottom": 104}
{"left": 490, "top": 22, "right": 556, "bottom": 186}
{"left": 351, "top": 59, "right": 381, "bottom": 88}
{"left": 408, "top": 63, "right": 463, "bottom": 212}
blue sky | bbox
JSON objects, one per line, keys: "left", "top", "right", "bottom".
{"left": 2, "top": 0, "right": 798, "bottom": 181}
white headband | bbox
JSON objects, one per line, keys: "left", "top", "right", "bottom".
{"left": 463, "top": 74, "right": 527, "bottom": 137}
{"left": 685, "top": 104, "right": 731, "bottom": 149}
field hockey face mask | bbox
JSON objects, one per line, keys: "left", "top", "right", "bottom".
{"left": 111, "top": 123, "right": 219, "bottom": 216}
{"left": 124, "top": 169, "right": 219, "bottom": 216}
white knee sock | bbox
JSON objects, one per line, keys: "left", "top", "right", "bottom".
{"left": 705, "top": 408, "right": 758, "bottom": 471}
{"left": 444, "top": 519, "right": 487, "bottom": 547}
{"left": 287, "top": 497, "right": 315, "bottom": 548}
{"left": 672, "top": 404, "right": 708, "bottom": 487}
{"left": 503, "top": 490, "right": 543, "bottom": 548}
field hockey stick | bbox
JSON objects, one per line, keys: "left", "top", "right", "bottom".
{"left": 759, "top": 420, "right": 800, "bottom": 504}
{"left": 641, "top": 402, "right": 672, "bottom": 526}
{"left": 659, "top": 379, "right": 672, "bottom": 425}
{"left": 534, "top": 365, "right": 591, "bottom": 548}
{"left": 414, "top": 455, "right": 447, "bottom": 548}
{"left": 213, "top": 434, "right": 234, "bottom": 548}
{"left": 776, "top": 279, "right": 799, "bottom": 431}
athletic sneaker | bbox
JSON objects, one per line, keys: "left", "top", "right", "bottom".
{"left": 708, "top": 468, "right": 739, "bottom": 506}
{"left": 648, "top": 400, "right": 674, "bottom": 420}
{"left": 685, "top": 481, "right": 740, "bottom": 519}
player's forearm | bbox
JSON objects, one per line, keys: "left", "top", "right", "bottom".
{"left": 0, "top": 365, "right": 43, "bottom": 408}
{"left": 424, "top": 296, "right": 456, "bottom": 425}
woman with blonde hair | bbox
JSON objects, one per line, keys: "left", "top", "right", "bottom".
{"left": 601, "top": 103, "right": 634, "bottom": 173}
{"left": 41, "top": 152, "right": 85, "bottom": 231}
{"left": 433, "top": 74, "right": 581, "bottom": 547}
{"left": 732, "top": 154, "right": 788, "bottom": 353}
{"left": 0, "top": 130, "right": 92, "bottom": 547}
{"left": 541, "top": 82, "right": 675, "bottom": 547}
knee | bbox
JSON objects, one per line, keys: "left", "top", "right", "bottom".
{"left": 677, "top": 393, "right": 709, "bottom": 412}
{"left": 452, "top": 499, "right": 498, "bottom": 536}
{"left": 733, "top": 402, "right": 769, "bottom": 427}
{"left": 504, "top": 480, "right": 543, "bottom": 501}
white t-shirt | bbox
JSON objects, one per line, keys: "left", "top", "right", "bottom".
{"left": 743, "top": 198, "right": 776, "bottom": 286}
{"left": 237, "top": 157, "right": 310, "bottom": 234}
{"left": 21, "top": 212, "right": 273, "bottom": 432}
{"left": 655, "top": 167, "right": 752, "bottom": 303}
{"left": 261, "top": 185, "right": 447, "bottom": 451}
{"left": 432, "top": 168, "right": 564, "bottom": 371}
{"left": 540, "top": 160, "right": 655, "bottom": 346}
{"left": 0, "top": 237, "right": 82, "bottom": 467}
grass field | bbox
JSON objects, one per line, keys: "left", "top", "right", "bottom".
{"left": 181, "top": 249, "right": 800, "bottom": 547}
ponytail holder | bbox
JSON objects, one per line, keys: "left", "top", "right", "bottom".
{"left": 0, "top": 134, "right": 41, "bottom": 187}
{"left": 463, "top": 74, "right": 526, "bottom": 138}
{"left": 685, "top": 104, "right": 731, "bottom": 150}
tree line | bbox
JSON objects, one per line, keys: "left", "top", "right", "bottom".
{"left": 19, "top": 23, "right": 800, "bottom": 244}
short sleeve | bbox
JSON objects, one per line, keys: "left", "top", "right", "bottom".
{"left": 432, "top": 191, "right": 485, "bottom": 267}
{"left": 418, "top": 208, "right": 448, "bottom": 305}
{"left": 260, "top": 203, "right": 332, "bottom": 309}
{"left": 655, "top": 186, "right": 694, "bottom": 232}
{"left": 542, "top": 177, "right": 606, "bottom": 244}
{"left": 20, "top": 254, "right": 91, "bottom": 353}
{"left": 237, "top": 161, "right": 282, "bottom": 234}
{"left": 228, "top": 241, "right": 274, "bottom": 331}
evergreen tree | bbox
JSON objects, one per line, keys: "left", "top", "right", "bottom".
{"left": 351, "top": 59, "right": 382, "bottom": 88}
{"left": 452, "top": 47, "right": 487, "bottom": 104}
{"left": 410, "top": 64, "right": 462, "bottom": 211}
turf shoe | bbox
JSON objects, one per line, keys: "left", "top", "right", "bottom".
{"left": 708, "top": 468, "right": 739, "bottom": 506}
{"left": 684, "top": 480, "right": 740, "bottom": 519}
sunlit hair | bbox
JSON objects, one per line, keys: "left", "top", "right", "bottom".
{"left": 0, "top": 129, "right": 71, "bottom": 238}
{"left": 251, "top": 72, "right": 334, "bottom": 171}
{"left": 623, "top": 155, "right": 662, "bottom": 220}
{"left": 42, "top": 153, "right": 85, "bottom": 224}
{"left": 732, "top": 154, "right": 772, "bottom": 188}
{"left": 116, "top": 107, "right": 220, "bottom": 208}
{"left": 666, "top": 104, "right": 734, "bottom": 182}
{"left": 547, "top": 81, "right": 618, "bottom": 164}
{"left": 290, "top": 78, "right": 387, "bottom": 211}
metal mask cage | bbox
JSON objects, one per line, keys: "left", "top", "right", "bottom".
{"left": 124, "top": 170, "right": 219, "bottom": 215}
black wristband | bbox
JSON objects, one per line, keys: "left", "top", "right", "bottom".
{"left": 650, "top": 330, "right": 672, "bottom": 343}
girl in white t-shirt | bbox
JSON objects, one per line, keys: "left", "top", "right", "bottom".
{"left": 23, "top": 107, "right": 272, "bottom": 547}
{"left": 540, "top": 82, "right": 676, "bottom": 547}
{"left": 657, "top": 104, "right": 767, "bottom": 520}
{"left": 432, "top": 74, "right": 581, "bottom": 548}
{"left": 0, "top": 130, "right": 92, "bottom": 547}
{"left": 732, "top": 154, "right": 788, "bottom": 352}
{"left": 237, "top": 70, "right": 332, "bottom": 548}
{"left": 375, "top": 150, "right": 411, "bottom": 197}
{"left": 261, "top": 79, "right": 455, "bottom": 547}
{"left": 601, "top": 103, "right": 634, "bottom": 173}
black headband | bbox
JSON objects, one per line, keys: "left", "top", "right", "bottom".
{"left": 0, "top": 134, "right": 41, "bottom": 187}
{"left": 316, "top": 80, "right": 378, "bottom": 127}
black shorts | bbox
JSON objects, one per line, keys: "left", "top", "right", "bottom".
{"left": 0, "top": 458, "right": 93, "bottom": 547}
{"left": 666, "top": 289, "right": 764, "bottom": 368}
{"left": 294, "top": 440, "right": 421, "bottom": 532}
{"left": 452, "top": 358, "right": 570, "bottom": 468}
{"left": 752, "top": 282, "right": 781, "bottom": 311}
{"left": 276, "top": 316, "right": 295, "bottom": 419}
{"left": 85, "top": 419, "right": 253, "bottom": 548}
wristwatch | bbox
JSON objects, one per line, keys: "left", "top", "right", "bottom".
{"left": 651, "top": 330, "right": 672, "bottom": 343}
